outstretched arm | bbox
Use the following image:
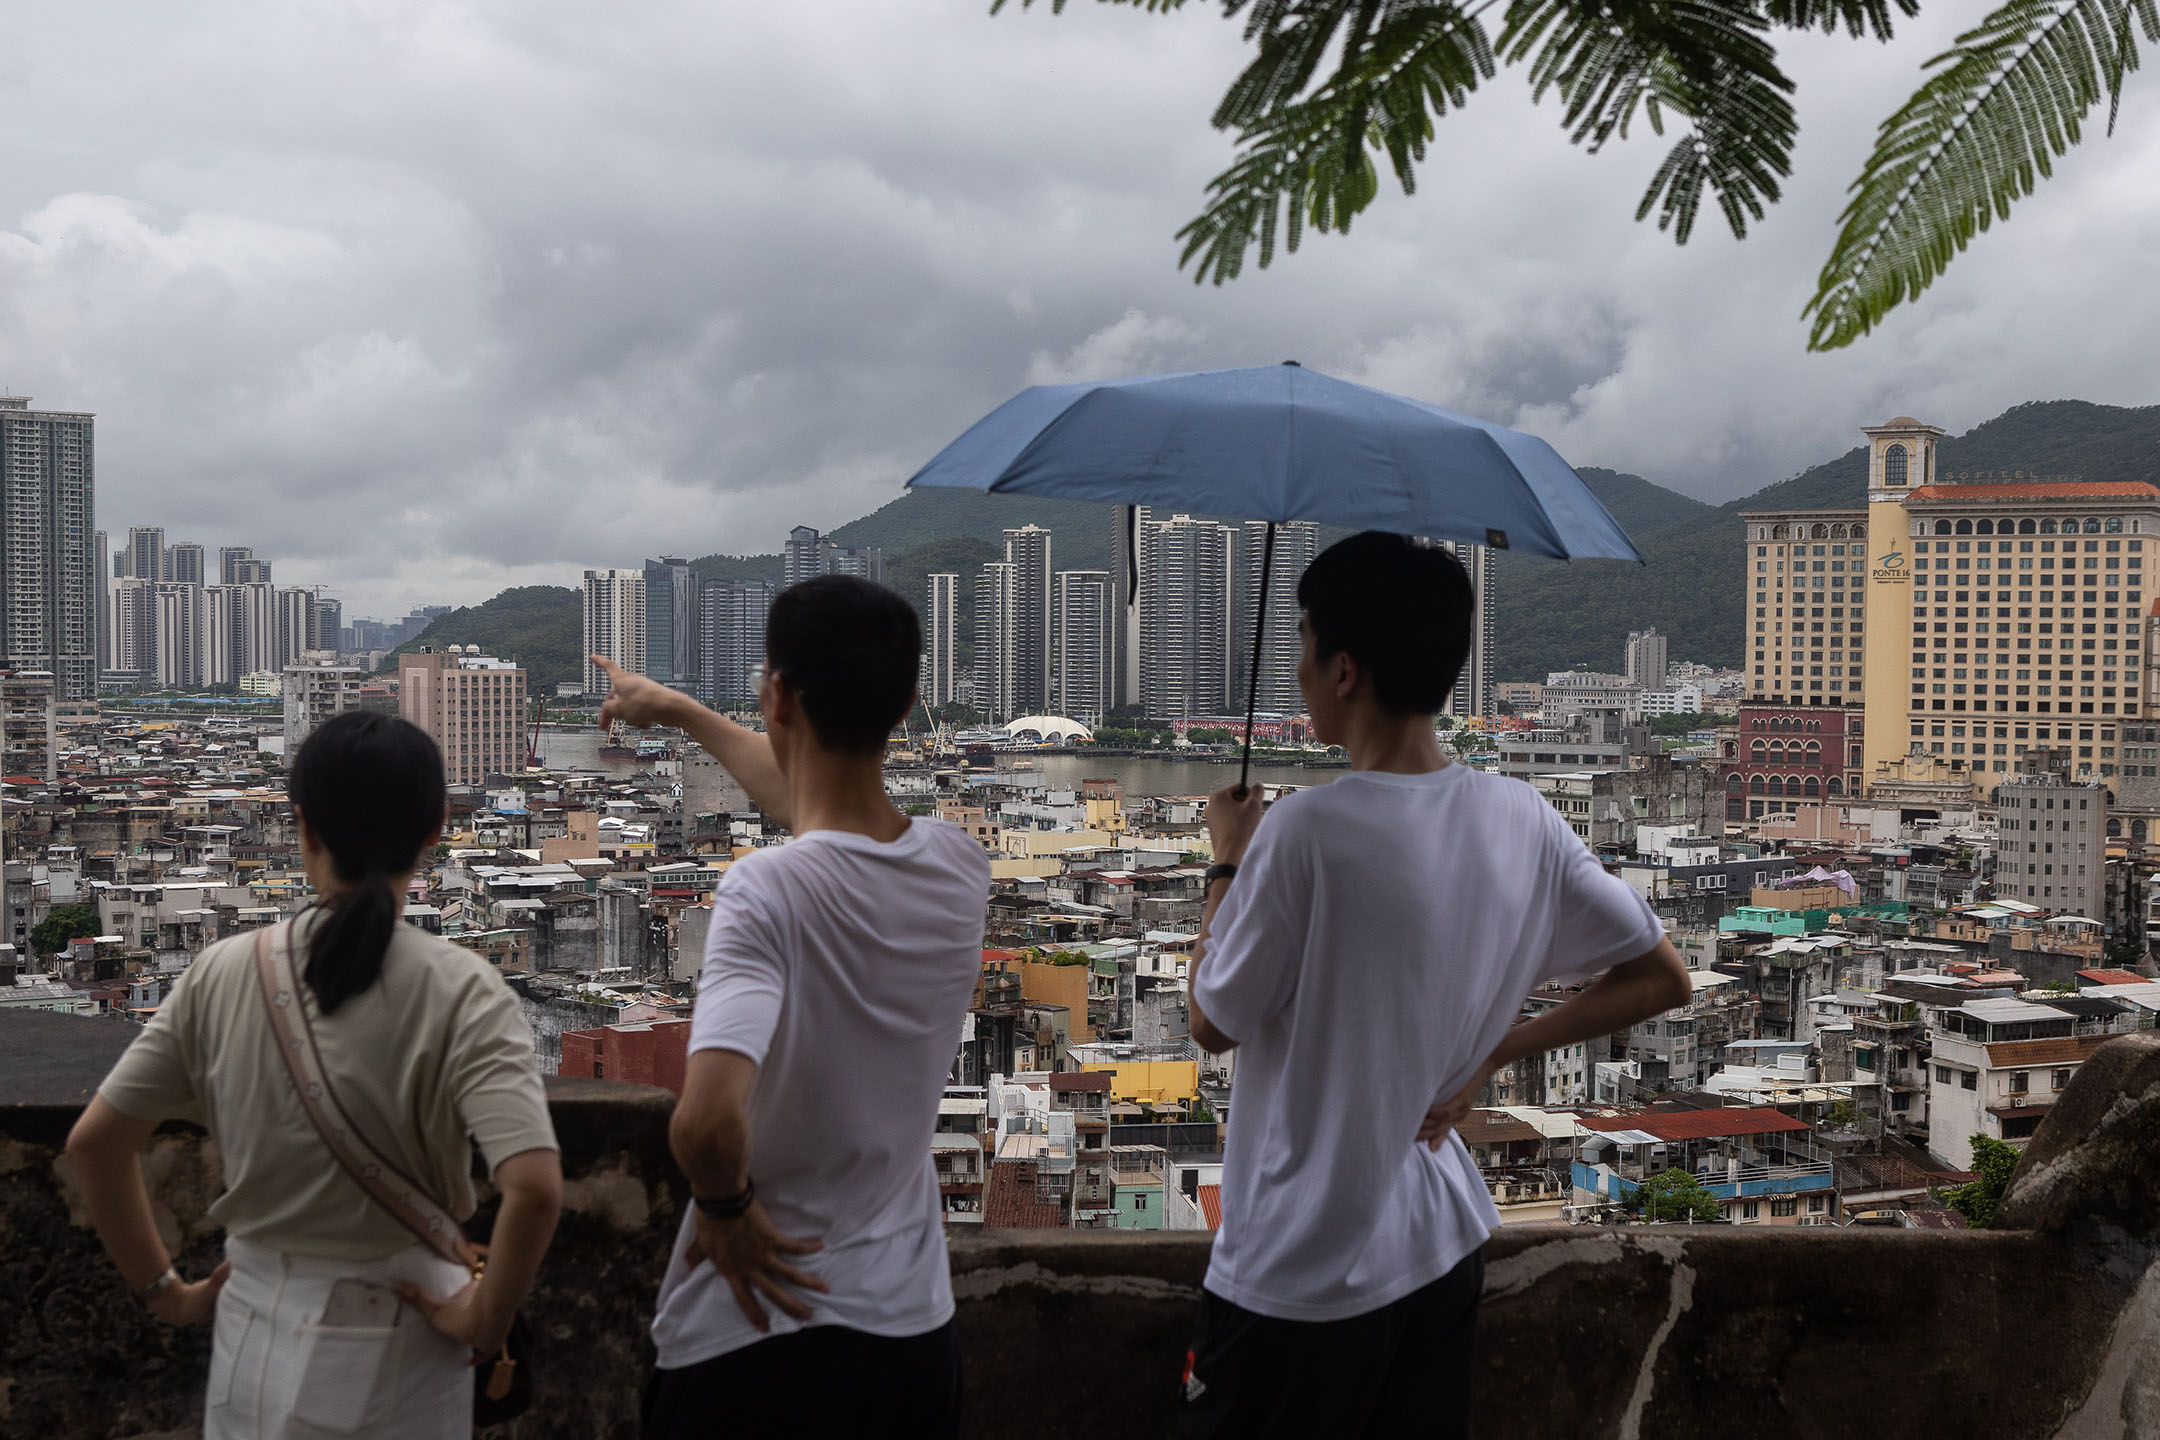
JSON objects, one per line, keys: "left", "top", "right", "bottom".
{"left": 591, "top": 655, "right": 792, "bottom": 829}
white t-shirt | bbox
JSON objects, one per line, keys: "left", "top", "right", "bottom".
{"left": 1195, "top": 764, "right": 1664, "bottom": 1322}
{"left": 650, "top": 818, "right": 992, "bottom": 1369}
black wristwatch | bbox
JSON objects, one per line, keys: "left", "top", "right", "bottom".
{"left": 1204, "top": 862, "right": 1239, "bottom": 887}
{"left": 695, "top": 1178, "right": 756, "bottom": 1220}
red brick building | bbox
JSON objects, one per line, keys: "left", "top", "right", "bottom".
{"left": 558, "top": 1018, "right": 692, "bottom": 1095}
{"left": 1723, "top": 704, "right": 1865, "bottom": 822}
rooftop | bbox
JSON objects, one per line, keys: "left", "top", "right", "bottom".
{"left": 1904, "top": 480, "right": 2160, "bottom": 502}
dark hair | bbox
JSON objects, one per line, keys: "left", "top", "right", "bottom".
{"left": 287, "top": 712, "right": 447, "bottom": 1014}
{"left": 764, "top": 575, "right": 921, "bottom": 756}
{"left": 1296, "top": 532, "right": 1474, "bottom": 715}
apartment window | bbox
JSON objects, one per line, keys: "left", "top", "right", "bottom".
{"left": 1962, "top": 1070, "right": 1978, "bottom": 1090}
{"left": 2009, "top": 1071, "right": 2029, "bottom": 1094}
{"left": 1770, "top": 1198, "right": 1798, "bottom": 1218}
{"left": 1808, "top": 1195, "right": 1828, "bottom": 1213}
{"left": 2053, "top": 1068, "right": 2073, "bottom": 1089}
{"left": 1741, "top": 1200, "right": 1761, "bottom": 1221}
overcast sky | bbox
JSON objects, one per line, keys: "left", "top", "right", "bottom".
{"left": 3, "top": 2, "right": 2154, "bottom": 618}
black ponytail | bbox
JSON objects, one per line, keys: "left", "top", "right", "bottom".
{"left": 287, "top": 712, "right": 447, "bottom": 1015}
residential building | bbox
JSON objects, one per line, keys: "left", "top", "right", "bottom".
{"left": 642, "top": 556, "right": 699, "bottom": 691}
{"left": 231, "top": 581, "right": 280, "bottom": 678}
{"left": 974, "top": 562, "right": 1018, "bottom": 721}
{"left": 923, "top": 572, "right": 959, "bottom": 709}
{"left": 1624, "top": 627, "right": 1669, "bottom": 690}
{"left": 1052, "top": 569, "right": 1111, "bottom": 723}
{"left": 0, "top": 397, "right": 98, "bottom": 699}
{"left": 782, "top": 525, "right": 882, "bottom": 588}
{"left": 105, "top": 577, "right": 157, "bottom": 687}
{"left": 1442, "top": 540, "right": 1496, "bottom": 720}
{"left": 164, "top": 541, "right": 205, "bottom": 586}
{"left": 1639, "top": 686, "right": 1705, "bottom": 715}
{"left": 282, "top": 662, "right": 368, "bottom": 750}
{"left": 1002, "top": 526, "right": 1053, "bottom": 715}
{"left": 400, "top": 646, "right": 530, "bottom": 787}
{"left": 1235, "top": 521, "right": 1318, "bottom": 715}
{"left": 93, "top": 530, "right": 110, "bottom": 675}
{"left": 1927, "top": 994, "right": 2127, "bottom": 1169}
{"left": 153, "top": 583, "right": 203, "bottom": 689}
{"left": 583, "top": 569, "right": 646, "bottom": 696}
{"left": 1, "top": 671, "right": 58, "bottom": 781}
{"left": 273, "top": 587, "right": 317, "bottom": 671}
{"left": 125, "top": 526, "right": 165, "bottom": 583}
{"left": 314, "top": 598, "right": 342, "bottom": 655}
{"left": 1995, "top": 748, "right": 2108, "bottom": 916}
{"left": 1109, "top": 503, "right": 1149, "bottom": 710}
{"left": 1573, "top": 1107, "right": 1835, "bottom": 1225}
{"left": 1140, "top": 514, "right": 1234, "bottom": 720}
{"left": 697, "top": 579, "right": 772, "bottom": 706}
{"left": 219, "top": 545, "right": 271, "bottom": 584}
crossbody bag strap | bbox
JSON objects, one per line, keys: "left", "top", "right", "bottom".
{"left": 251, "top": 922, "right": 474, "bottom": 1271}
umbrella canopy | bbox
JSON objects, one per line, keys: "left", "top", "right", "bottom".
{"left": 906, "top": 362, "right": 1641, "bottom": 563}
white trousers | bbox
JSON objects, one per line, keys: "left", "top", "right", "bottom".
{"left": 205, "top": 1235, "right": 472, "bottom": 1440}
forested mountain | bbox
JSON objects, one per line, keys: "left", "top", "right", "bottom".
{"left": 437, "top": 399, "right": 2160, "bottom": 694}
{"left": 379, "top": 585, "right": 586, "bottom": 693}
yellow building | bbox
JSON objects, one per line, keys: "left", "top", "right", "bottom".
{"left": 1746, "top": 416, "right": 2160, "bottom": 797}
{"left": 1082, "top": 1060, "right": 1199, "bottom": 1107}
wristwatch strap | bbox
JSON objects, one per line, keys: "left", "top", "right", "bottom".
{"left": 1204, "top": 862, "right": 1239, "bottom": 886}
{"left": 696, "top": 1178, "right": 756, "bottom": 1220}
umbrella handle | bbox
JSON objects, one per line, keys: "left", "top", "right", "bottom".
{"left": 1239, "top": 522, "right": 1277, "bottom": 797}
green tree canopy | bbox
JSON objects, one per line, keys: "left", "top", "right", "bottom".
{"left": 31, "top": 903, "right": 98, "bottom": 958}
{"left": 1944, "top": 1135, "right": 2022, "bottom": 1226}
{"left": 1001, "top": 0, "right": 2159, "bottom": 349}
{"left": 1632, "top": 1167, "right": 1725, "bottom": 1224}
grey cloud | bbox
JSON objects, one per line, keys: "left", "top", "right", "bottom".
{"left": 0, "top": 2, "right": 2152, "bottom": 617}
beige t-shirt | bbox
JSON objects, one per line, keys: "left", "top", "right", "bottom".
{"left": 99, "top": 911, "right": 558, "bottom": 1261}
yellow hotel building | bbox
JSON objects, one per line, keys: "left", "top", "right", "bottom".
{"left": 1745, "top": 417, "right": 2160, "bottom": 796}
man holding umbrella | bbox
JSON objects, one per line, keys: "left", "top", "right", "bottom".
{"left": 1180, "top": 532, "right": 1690, "bottom": 1438}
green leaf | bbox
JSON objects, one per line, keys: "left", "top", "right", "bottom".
{"left": 1178, "top": 4, "right": 1496, "bottom": 284}
{"left": 1804, "top": 0, "right": 2160, "bottom": 351}
{"left": 1762, "top": 0, "right": 1919, "bottom": 40}
{"left": 1499, "top": 0, "right": 1799, "bottom": 244}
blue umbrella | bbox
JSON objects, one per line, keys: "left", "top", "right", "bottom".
{"left": 907, "top": 361, "right": 1641, "bottom": 787}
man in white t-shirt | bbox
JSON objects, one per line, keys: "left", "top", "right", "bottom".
{"left": 1180, "top": 534, "right": 1691, "bottom": 1439}
{"left": 593, "top": 575, "right": 991, "bottom": 1439}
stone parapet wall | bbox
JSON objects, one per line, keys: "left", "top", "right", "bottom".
{"left": 4, "top": 1013, "right": 2158, "bottom": 1439}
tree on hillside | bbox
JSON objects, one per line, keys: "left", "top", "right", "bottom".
{"left": 1001, "top": 0, "right": 2157, "bottom": 348}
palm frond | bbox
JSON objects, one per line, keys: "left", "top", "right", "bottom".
{"left": 1177, "top": 5, "right": 1495, "bottom": 283}
{"left": 1804, "top": 0, "right": 2159, "bottom": 350}
{"left": 1499, "top": 0, "right": 1797, "bottom": 242}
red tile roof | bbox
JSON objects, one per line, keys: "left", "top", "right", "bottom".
{"left": 1196, "top": 1185, "right": 1222, "bottom": 1230}
{"left": 2077, "top": 968, "right": 2147, "bottom": 986}
{"left": 1581, "top": 1107, "right": 1810, "bottom": 1140}
{"left": 983, "top": 1161, "right": 1065, "bottom": 1229}
{"left": 1905, "top": 481, "right": 2160, "bottom": 503}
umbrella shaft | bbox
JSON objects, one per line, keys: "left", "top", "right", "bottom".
{"left": 1239, "top": 522, "right": 1278, "bottom": 795}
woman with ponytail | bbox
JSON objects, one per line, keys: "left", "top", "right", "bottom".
{"left": 68, "top": 712, "right": 562, "bottom": 1439}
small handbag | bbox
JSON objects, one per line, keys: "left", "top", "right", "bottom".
{"left": 252, "top": 922, "right": 534, "bottom": 1426}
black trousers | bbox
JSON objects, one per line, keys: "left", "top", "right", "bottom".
{"left": 643, "top": 1320, "right": 962, "bottom": 1439}
{"left": 1174, "top": 1250, "right": 1484, "bottom": 1440}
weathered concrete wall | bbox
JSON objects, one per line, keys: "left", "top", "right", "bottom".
{"left": 5, "top": 1013, "right": 2159, "bottom": 1439}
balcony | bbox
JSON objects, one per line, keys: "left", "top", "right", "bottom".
{"left": 7, "top": 1011, "right": 2159, "bottom": 1440}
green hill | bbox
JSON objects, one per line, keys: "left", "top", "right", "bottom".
{"left": 435, "top": 397, "right": 2160, "bottom": 693}
{"left": 380, "top": 585, "right": 585, "bottom": 694}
